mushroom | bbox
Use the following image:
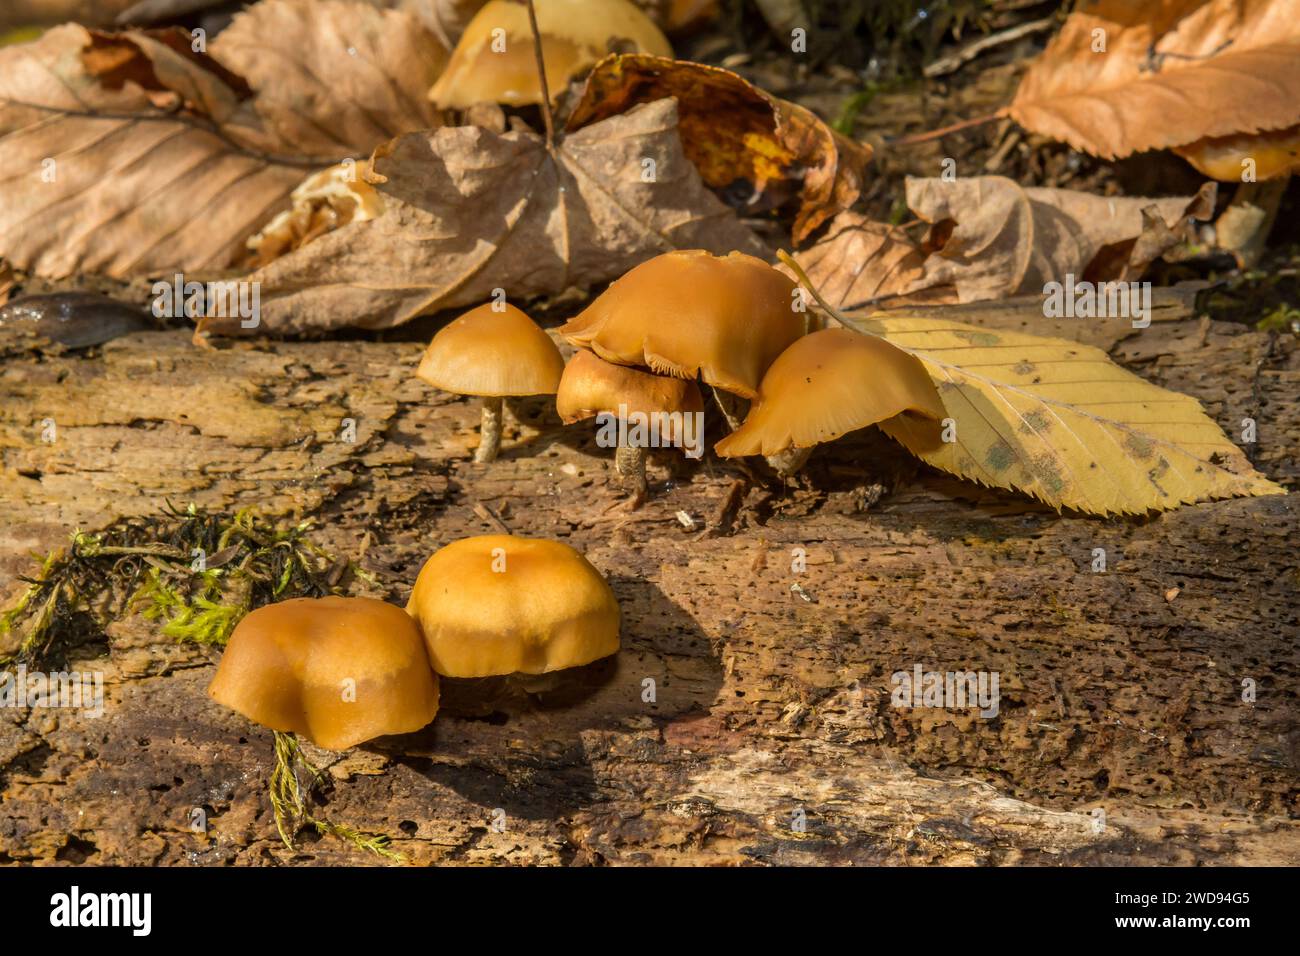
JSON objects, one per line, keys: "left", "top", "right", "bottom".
{"left": 207, "top": 596, "right": 440, "bottom": 751}
{"left": 428, "top": 0, "right": 672, "bottom": 110}
{"left": 1174, "top": 126, "right": 1300, "bottom": 268}
{"left": 713, "top": 328, "right": 946, "bottom": 476}
{"left": 559, "top": 249, "right": 806, "bottom": 400}
{"left": 406, "top": 534, "right": 620, "bottom": 680}
{"left": 556, "top": 348, "right": 704, "bottom": 503}
{"left": 416, "top": 302, "right": 565, "bottom": 463}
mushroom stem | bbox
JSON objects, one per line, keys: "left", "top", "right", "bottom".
{"left": 476, "top": 395, "right": 504, "bottom": 463}
{"left": 615, "top": 442, "right": 648, "bottom": 501}
{"left": 1217, "top": 175, "right": 1290, "bottom": 269}
{"left": 766, "top": 445, "right": 812, "bottom": 477}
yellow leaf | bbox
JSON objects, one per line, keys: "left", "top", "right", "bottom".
{"left": 842, "top": 313, "right": 1285, "bottom": 516}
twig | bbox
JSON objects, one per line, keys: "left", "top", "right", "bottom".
{"left": 525, "top": 0, "right": 556, "bottom": 147}
{"left": 923, "top": 18, "right": 1054, "bottom": 78}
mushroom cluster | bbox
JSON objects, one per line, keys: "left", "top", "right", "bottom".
{"left": 413, "top": 248, "right": 948, "bottom": 499}
{"left": 208, "top": 534, "right": 620, "bottom": 751}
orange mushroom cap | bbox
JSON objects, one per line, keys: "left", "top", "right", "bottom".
{"left": 560, "top": 249, "right": 805, "bottom": 399}
{"left": 406, "top": 534, "right": 620, "bottom": 678}
{"left": 207, "top": 596, "right": 440, "bottom": 751}
{"left": 714, "top": 328, "right": 946, "bottom": 458}
{"left": 417, "top": 302, "right": 565, "bottom": 397}
{"left": 556, "top": 348, "right": 703, "bottom": 441}
{"left": 428, "top": 0, "right": 672, "bottom": 109}
{"left": 1175, "top": 125, "right": 1300, "bottom": 181}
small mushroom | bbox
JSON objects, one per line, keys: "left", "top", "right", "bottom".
{"left": 556, "top": 349, "right": 704, "bottom": 503}
{"left": 427, "top": 0, "right": 672, "bottom": 110}
{"left": 713, "top": 328, "right": 945, "bottom": 476}
{"left": 207, "top": 596, "right": 440, "bottom": 751}
{"left": 1175, "top": 127, "right": 1299, "bottom": 268}
{"left": 560, "top": 249, "right": 806, "bottom": 400}
{"left": 416, "top": 302, "right": 565, "bottom": 462}
{"left": 406, "top": 534, "right": 620, "bottom": 679}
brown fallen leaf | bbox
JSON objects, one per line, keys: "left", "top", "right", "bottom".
{"left": 212, "top": 0, "right": 447, "bottom": 155}
{"left": 1005, "top": 0, "right": 1300, "bottom": 160}
{"left": 567, "top": 53, "right": 871, "bottom": 243}
{"left": 789, "top": 211, "right": 929, "bottom": 312}
{"left": 0, "top": 259, "right": 13, "bottom": 307}
{"left": 795, "top": 178, "right": 1214, "bottom": 311}
{"left": 197, "top": 98, "right": 768, "bottom": 338}
{"left": 904, "top": 177, "right": 1216, "bottom": 303}
{"left": 0, "top": 2, "right": 447, "bottom": 279}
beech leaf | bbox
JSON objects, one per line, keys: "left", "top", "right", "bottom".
{"left": 840, "top": 312, "right": 1285, "bottom": 516}
{"left": 0, "top": 2, "right": 447, "bottom": 279}
{"left": 1005, "top": 0, "right": 1300, "bottom": 160}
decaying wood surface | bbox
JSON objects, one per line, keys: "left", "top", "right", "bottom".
{"left": 0, "top": 292, "right": 1296, "bottom": 866}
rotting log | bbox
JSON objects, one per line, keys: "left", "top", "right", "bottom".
{"left": 0, "top": 294, "right": 1296, "bottom": 865}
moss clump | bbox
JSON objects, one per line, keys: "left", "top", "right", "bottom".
{"left": 0, "top": 503, "right": 358, "bottom": 669}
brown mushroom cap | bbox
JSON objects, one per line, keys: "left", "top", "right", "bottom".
{"left": 406, "top": 534, "right": 620, "bottom": 678}
{"left": 207, "top": 596, "right": 440, "bottom": 751}
{"left": 417, "top": 302, "right": 565, "bottom": 397}
{"left": 1175, "top": 125, "right": 1300, "bottom": 181}
{"left": 556, "top": 349, "right": 703, "bottom": 441}
{"left": 560, "top": 250, "right": 805, "bottom": 399}
{"left": 713, "top": 328, "right": 946, "bottom": 458}
{"left": 428, "top": 0, "right": 672, "bottom": 110}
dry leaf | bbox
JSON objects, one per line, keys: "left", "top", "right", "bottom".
{"left": 794, "top": 178, "right": 1214, "bottom": 311}
{"left": 212, "top": 0, "right": 447, "bottom": 155}
{"left": 907, "top": 176, "right": 1213, "bottom": 304}
{"left": 0, "top": 259, "right": 13, "bottom": 307}
{"left": 568, "top": 53, "right": 871, "bottom": 243}
{"left": 244, "top": 160, "right": 384, "bottom": 267}
{"left": 1005, "top": 0, "right": 1300, "bottom": 159}
{"left": 197, "top": 98, "right": 768, "bottom": 337}
{"left": 0, "top": 3, "right": 446, "bottom": 279}
{"left": 839, "top": 313, "right": 1284, "bottom": 516}
{"left": 790, "top": 211, "right": 929, "bottom": 311}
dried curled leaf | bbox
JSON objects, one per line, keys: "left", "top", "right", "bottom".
{"left": 0, "top": 2, "right": 446, "bottom": 279}
{"left": 568, "top": 53, "right": 871, "bottom": 243}
{"left": 839, "top": 313, "right": 1285, "bottom": 516}
{"left": 1005, "top": 0, "right": 1300, "bottom": 160}
{"left": 245, "top": 160, "right": 384, "bottom": 268}
{"left": 198, "top": 98, "right": 767, "bottom": 337}
{"left": 796, "top": 178, "right": 1214, "bottom": 311}
{"left": 789, "top": 211, "right": 929, "bottom": 311}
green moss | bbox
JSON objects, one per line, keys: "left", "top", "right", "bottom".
{"left": 270, "top": 731, "right": 404, "bottom": 863}
{"left": 0, "top": 503, "right": 359, "bottom": 669}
